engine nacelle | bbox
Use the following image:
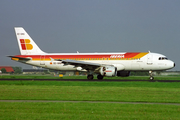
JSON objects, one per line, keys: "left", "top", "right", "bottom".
{"left": 117, "top": 71, "right": 130, "bottom": 77}
{"left": 100, "top": 66, "right": 117, "bottom": 77}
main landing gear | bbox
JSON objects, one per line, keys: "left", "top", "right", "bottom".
{"left": 97, "top": 74, "right": 104, "bottom": 80}
{"left": 149, "top": 71, "right": 154, "bottom": 80}
{"left": 87, "top": 74, "right": 104, "bottom": 80}
{"left": 87, "top": 74, "right": 94, "bottom": 80}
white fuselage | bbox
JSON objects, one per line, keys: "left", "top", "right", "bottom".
{"left": 20, "top": 52, "right": 174, "bottom": 72}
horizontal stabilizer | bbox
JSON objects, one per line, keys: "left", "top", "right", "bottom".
{"left": 8, "top": 56, "right": 32, "bottom": 61}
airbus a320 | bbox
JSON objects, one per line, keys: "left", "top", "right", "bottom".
{"left": 9, "top": 27, "right": 175, "bottom": 80}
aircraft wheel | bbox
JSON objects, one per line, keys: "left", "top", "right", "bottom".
{"left": 149, "top": 71, "right": 154, "bottom": 80}
{"left": 97, "top": 74, "right": 104, "bottom": 80}
{"left": 150, "top": 76, "right": 154, "bottom": 80}
{"left": 87, "top": 74, "right": 94, "bottom": 80}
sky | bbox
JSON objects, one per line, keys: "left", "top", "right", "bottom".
{"left": 0, "top": 0, "right": 180, "bottom": 70}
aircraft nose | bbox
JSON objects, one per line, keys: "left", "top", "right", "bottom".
{"left": 168, "top": 61, "right": 175, "bottom": 69}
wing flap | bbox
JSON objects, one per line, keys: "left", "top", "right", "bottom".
{"left": 55, "top": 59, "right": 101, "bottom": 70}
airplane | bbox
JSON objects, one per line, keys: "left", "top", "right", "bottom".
{"left": 9, "top": 27, "right": 175, "bottom": 80}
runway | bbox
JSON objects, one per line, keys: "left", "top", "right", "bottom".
{"left": 0, "top": 78, "right": 180, "bottom": 82}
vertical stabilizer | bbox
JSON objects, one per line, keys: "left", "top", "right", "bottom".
{"left": 15, "top": 27, "right": 45, "bottom": 55}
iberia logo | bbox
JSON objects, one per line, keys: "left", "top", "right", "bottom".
{"left": 20, "top": 39, "right": 33, "bottom": 50}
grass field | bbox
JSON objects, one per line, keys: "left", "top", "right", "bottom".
{"left": 0, "top": 79, "right": 180, "bottom": 119}
{"left": 1, "top": 74, "right": 180, "bottom": 80}
{"left": 1, "top": 102, "right": 180, "bottom": 120}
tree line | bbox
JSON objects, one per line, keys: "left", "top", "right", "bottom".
{"left": 0, "top": 67, "right": 22, "bottom": 74}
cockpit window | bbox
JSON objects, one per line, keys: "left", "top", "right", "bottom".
{"left": 159, "top": 57, "right": 168, "bottom": 60}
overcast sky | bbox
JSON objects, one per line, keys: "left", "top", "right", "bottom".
{"left": 0, "top": 0, "right": 180, "bottom": 70}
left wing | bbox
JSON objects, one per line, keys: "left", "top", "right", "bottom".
{"left": 55, "top": 59, "right": 104, "bottom": 71}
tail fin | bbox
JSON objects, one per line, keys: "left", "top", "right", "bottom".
{"left": 15, "top": 27, "right": 45, "bottom": 55}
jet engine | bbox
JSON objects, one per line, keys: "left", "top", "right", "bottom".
{"left": 100, "top": 66, "right": 117, "bottom": 77}
{"left": 117, "top": 71, "right": 130, "bottom": 77}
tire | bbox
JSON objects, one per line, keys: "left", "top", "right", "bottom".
{"left": 97, "top": 74, "right": 104, "bottom": 80}
{"left": 150, "top": 76, "right": 154, "bottom": 80}
{"left": 87, "top": 75, "right": 94, "bottom": 80}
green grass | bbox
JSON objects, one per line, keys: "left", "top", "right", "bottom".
{"left": 0, "top": 85, "right": 180, "bottom": 103}
{"left": 1, "top": 80, "right": 180, "bottom": 119}
{"left": 0, "top": 102, "right": 180, "bottom": 120}
{"left": 1, "top": 74, "right": 180, "bottom": 80}
{"left": 0, "top": 81, "right": 180, "bottom": 103}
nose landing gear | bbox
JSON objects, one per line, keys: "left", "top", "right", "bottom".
{"left": 149, "top": 71, "right": 154, "bottom": 80}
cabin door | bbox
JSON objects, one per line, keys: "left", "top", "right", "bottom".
{"left": 147, "top": 54, "right": 153, "bottom": 65}
{"left": 40, "top": 55, "right": 45, "bottom": 65}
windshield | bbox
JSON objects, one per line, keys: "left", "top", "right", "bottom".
{"left": 159, "top": 57, "right": 168, "bottom": 60}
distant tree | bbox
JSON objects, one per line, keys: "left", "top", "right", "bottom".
{"left": 12, "top": 67, "right": 22, "bottom": 74}
{"left": 1, "top": 68, "right": 7, "bottom": 73}
{"left": 156, "top": 71, "right": 163, "bottom": 75}
{"left": 44, "top": 70, "right": 50, "bottom": 74}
